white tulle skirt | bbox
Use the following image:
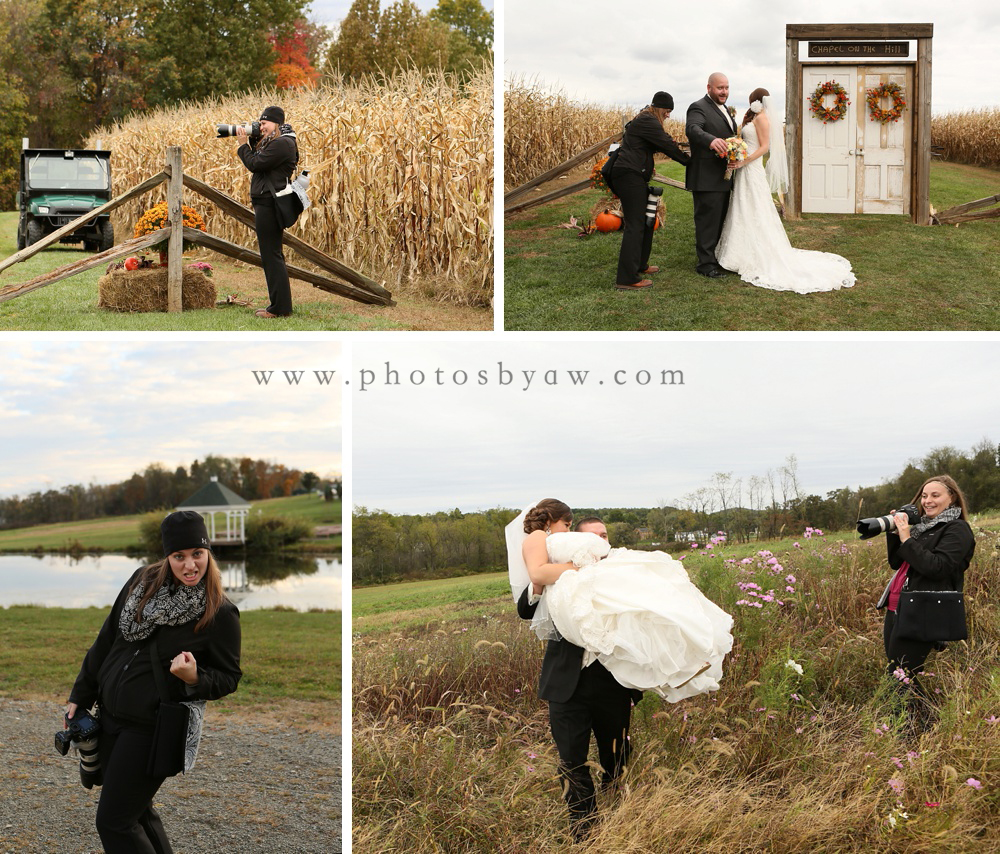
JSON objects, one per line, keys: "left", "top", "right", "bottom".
{"left": 545, "top": 548, "right": 734, "bottom": 702}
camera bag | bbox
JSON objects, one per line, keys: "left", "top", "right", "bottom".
{"left": 147, "top": 634, "right": 206, "bottom": 777}
{"left": 266, "top": 173, "right": 305, "bottom": 230}
{"left": 895, "top": 590, "right": 968, "bottom": 643}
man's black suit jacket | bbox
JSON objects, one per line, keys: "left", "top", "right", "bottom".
{"left": 685, "top": 93, "right": 739, "bottom": 193}
{"left": 517, "top": 585, "right": 643, "bottom": 705}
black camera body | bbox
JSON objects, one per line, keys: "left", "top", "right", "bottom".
{"left": 856, "top": 503, "right": 921, "bottom": 540}
{"left": 55, "top": 709, "right": 103, "bottom": 788}
{"left": 216, "top": 121, "right": 261, "bottom": 142}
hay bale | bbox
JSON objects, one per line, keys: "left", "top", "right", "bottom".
{"left": 97, "top": 267, "right": 216, "bottom": 312}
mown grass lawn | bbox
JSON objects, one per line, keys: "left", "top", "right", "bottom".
{"left": 0, "top": 212, "right": 490, "bottom": 331}
{"left": 504, "top": 160, "right": 1000, "bottom": 331}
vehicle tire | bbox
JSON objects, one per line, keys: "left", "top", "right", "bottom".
{"left": 98, "top": 220, "right": 115, "bottom": 252}
{"left": 26, "top": 219, "right": 46, "bottom": 246}
{"left": 16, "top": 225, "right": 25, "bottom": 251}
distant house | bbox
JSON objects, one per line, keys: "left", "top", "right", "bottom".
{"left": 177, "top": 477, "right": 251, "bottom": 545}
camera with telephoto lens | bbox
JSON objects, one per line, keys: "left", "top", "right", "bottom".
{"left": 55, "top": 708, "right": 103, "bottom": 789}
{"left": 645, "top": 185, "right": 664, "bottom": 228}
{"left": 856, "top": 503, "right": 921, "bottom": 540}
{"left": 216, "top": 121, "right": 261, "bottom": 142}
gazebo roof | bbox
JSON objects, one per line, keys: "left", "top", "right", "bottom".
{"left": 178, "top": 478, "right": 251, "bottom": 510}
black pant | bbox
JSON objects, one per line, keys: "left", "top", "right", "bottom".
{"left": 96, "top": 720, "right": 173, "bottom": 854}
{"left": 883, "top": 610, "right": 934, "bottom": 706}
{"left": 252, "top": 197, "right": 293, "bottom": 315}
{"left": 692, "top": 190, "right": 731, "bottom": 273}
{"left": 547, "top": 662, "right": 635, "bottom": 837}
{"left": 613, "top": 170, "right": 655, "bottom": 285}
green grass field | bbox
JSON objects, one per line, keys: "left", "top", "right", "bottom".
{"left": 0, "top": 494, "right": 342, "bottom": 553}
{"left": 0, "top": 212, "right": 491, "bottom": 331}
{"left": 0, "top": 607, "right": 341, "bottom": 726}
{"left": 354, "top": 523, "right": 1000, "bottom": 852}
{"left": 504, "top": 160, "right": 1000, "bottom": 331}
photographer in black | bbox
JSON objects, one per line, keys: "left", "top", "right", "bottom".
{"left": 875, "top": 475, "right": 975, "bottom": 729}
{"left": 610, "top": 91, "right": 690, "bottom": 291}
{"left": 65, "top": 511, "right": 241, "bottom": 853}
{"left": 236, "top": 105, "right": 298, "bottom": 318}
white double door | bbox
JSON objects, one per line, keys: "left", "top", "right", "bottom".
{"left": 801, "top": 65, "right": 912, "bottom": 215}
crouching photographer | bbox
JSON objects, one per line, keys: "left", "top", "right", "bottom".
{"left": 235, "top": 105, "right": 298, "bottom": 318}
{"left": 872, "top": 475, "right": 975, "bottom": 729}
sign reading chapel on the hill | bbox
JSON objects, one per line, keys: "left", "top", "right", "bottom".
{"left": 808, "top": 41, "right": 910, "bottom": 58}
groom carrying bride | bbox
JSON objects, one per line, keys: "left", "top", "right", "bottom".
{"left": 516, "top": 515, "right": 641, "bottom": 843}
{"left": 686, "top": 72, "right": 738, "bottom": 278}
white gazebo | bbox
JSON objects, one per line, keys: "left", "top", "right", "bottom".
{"left": 177, "top": 477, "right": 251, "bottom": 545}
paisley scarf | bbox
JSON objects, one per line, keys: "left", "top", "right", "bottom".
{"left": 119, "top": 576, "right": 207, "bottom": 642}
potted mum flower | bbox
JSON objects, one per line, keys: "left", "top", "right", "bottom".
{"left": 133, "top": 201, "right": 207, "bottom": 263}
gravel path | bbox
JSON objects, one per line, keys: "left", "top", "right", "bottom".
{"left": 0, "top": 698, "right": 342, "bottom": 854}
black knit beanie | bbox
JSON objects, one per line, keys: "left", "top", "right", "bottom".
{"left": 651, "top": 91, "right": 674, "bottom": 110}
{"left": 259, "top": 105, "right": 285, "bottom": 124}
{"left": 161, "top": 510, "right": 211, "bottom": 556}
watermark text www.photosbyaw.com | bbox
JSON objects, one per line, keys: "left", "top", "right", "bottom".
{"left": 249, "top": 364, "right": 685, "bottom": 392}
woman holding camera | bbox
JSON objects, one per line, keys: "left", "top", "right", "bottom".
{"left": 610, "top": 91, "right": 690, "bottom": 291}
{"left": 66, "top": 510, "right": 241, "bottom": 853}
{"left": 877, "top": 475, "right": 975, "bottom": 725}
{"left": 236, "top": 105, "right": 298, "bottom": 318}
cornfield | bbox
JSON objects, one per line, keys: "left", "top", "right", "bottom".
{"left": 85, "top": 67, "right": 493, "bottom": 307}
{"left": 932, "top": 108, "right": 1000, "bottom": 168}
{"left": 504, "top": 78, "right": 687, "bottom": 190}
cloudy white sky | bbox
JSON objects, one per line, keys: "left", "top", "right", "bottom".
{"left": 0, "top": 342, "right": 343, "bottom": 500}
{"left": 307, "top": 0, "right": 492, "bottom": 29}
{"left": 353, "top": 341, "right": 1000, "bottom": 514}
{"left": 504, "top": 1, "right": 1000, "bottom": 115}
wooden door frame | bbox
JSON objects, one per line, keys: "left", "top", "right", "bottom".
{"left": 785, "top": 23, "right": 933, "bottom": 224}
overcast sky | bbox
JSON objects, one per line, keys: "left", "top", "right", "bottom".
{"left": 0, "top": 342, "right": 343, "bottom": 500}
{"left": 353, "top": 341, "right": 1000, "bottom": 515}
{"left": 307, "top": 0, "right": 492, "bottom": 30}
{"left": 504, "top": 2, "right": 1000, "bottom": 115}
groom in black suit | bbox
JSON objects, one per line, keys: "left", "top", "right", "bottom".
{"left": 517, "top": 517, "right": 643, "bottom": 842}
{"left": 686, "top": 72, "right": 738, "bottom": 277}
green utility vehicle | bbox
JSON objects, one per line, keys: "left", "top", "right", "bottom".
{"left": 16, "top": 148, "right": 114, "bottom": 251}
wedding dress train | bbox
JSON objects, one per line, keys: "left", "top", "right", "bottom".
{"left": 717, "top": 122, "right": 856, "bottom": 293}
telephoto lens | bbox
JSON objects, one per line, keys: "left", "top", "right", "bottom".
{"left": 856, "top": 503, "right": 921, "bottom": 539}
{"left": 645, "top": 186, "right": 664, "bottom": 229}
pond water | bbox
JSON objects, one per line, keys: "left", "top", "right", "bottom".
{"left": 0, "top": 552, "right": 341, "bottom": 611}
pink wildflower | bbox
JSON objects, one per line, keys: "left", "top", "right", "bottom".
{"left": 966, "top": 778, "right": 983, "bottom": 789}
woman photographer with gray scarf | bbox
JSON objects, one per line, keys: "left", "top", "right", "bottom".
{"left": 877, "top": 475, "right": 975, "bottom": 727}
{"left": 66, "top": 511, "right": 241, "bottom": 853}
{"left": 237, "top": 105, "right": 298, "bottom": 318}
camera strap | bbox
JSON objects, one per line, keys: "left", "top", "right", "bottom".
{"left": 148, "top": 633, "right": 171, "bottom": 705}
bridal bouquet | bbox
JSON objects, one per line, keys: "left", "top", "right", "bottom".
{"left": 720, "top": 136, "right": 748, "bottom": 180}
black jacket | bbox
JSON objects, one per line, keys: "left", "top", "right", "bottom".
{"left": 612, "top": 111, "right": 690, "bottom": 183}
{"left": 69, "top": 568, "right": 242, "bottom": 727}
{"left": 685, "top": 94, "right": 739, "bottom": 193}
{"left": 877, "top": 518, "right": 975, "bottom": 609}
{"left": 238, "top": 133, "right": 298, "bottom": 201}
{"left": 517, "top": 586, "right": 642, "bottom": 705}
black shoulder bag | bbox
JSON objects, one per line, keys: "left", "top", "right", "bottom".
{"left": 265, "top": 173, "right": 304, "bottom": 230}
{"left": 895, "top": 591, "right": 968, "bottom": 643}
{"left": 147, "top": 634, "right": 205, "bottom": 777}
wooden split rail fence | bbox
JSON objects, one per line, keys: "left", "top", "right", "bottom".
{"left": 0, "top": 146, "right": 394, "bottom": 308}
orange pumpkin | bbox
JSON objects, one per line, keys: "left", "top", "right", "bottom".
{"left": 594, "top": 210, "right": 623, "bottom": 232}
{"left": 124, "top": 256, "right": 140, "bottom": 271}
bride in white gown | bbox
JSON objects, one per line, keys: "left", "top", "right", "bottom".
{"left": 717, "top": 89, "right": 856, "bottom": 293}
{"left": 507, "top": 501, "right": 733, "bottom": 702}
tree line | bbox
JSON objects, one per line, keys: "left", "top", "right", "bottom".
{"left": 352, "top": 441, "right": 1000, "bottom": 586}
{"left": 0, "top": 454, "right": 341, "bottom": 530}
{"left": 0, "top": 0, "right": 492, "bottom": 206}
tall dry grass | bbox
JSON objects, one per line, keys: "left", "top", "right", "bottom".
{"left": 504, "top": 78, "right": 688, "bottom": 191}
{"left": 932, "top": 108, "right": 1000, "bottom": 169}
{"left": 85, "top": 68, "right": 493, "bottom": 307}
{"left": 354, "top": 521, "right": 1000, "bottom": 852}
